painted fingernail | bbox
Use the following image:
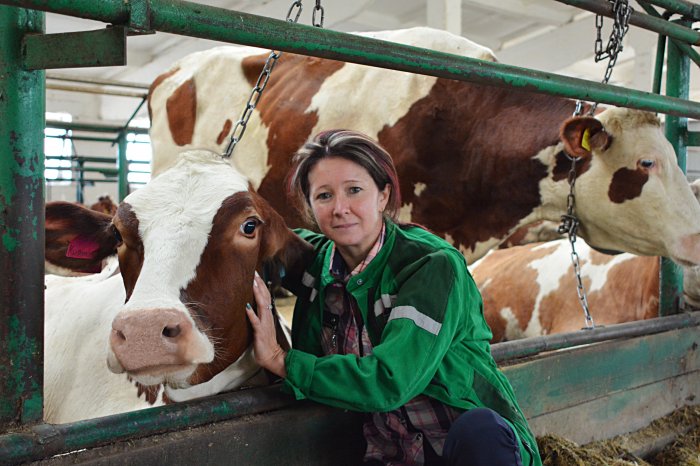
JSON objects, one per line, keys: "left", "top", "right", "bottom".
{"left": 246, "top": 303, "right": 253, "bottom": 310}
{"left": 253, "top": 279, "right": 258, "bottom": 288}
{"left": 254, "top": 271, "right": 260, "bottom": 277}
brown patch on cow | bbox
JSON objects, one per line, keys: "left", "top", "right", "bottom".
{"left": 114, "top": 204, "right": 144, "bottom": 302}
{"left": 473, "top": 243, "right": 559, "bottom": 342}
{"left": 89, "top": 195, "right": 118, "bottom": 216}
{"left": 552, "top": 151, "right": 592, "bottom": 182}
{"left": 588, "top": 248, "right": 617, "bottom": 266}
{"left": 378, "top": 79, "right": 576, "bottom": 250}
{"left": 148, "top": 67, "right": 179, "bottom": 119}
{"left": 216, "top": 118, "right": 233, "bottom": 145}
{"left": 135, "top": 380, "right": 162, "bottom": 405}
{"left": 166, "top": 78, "right": 197, "bottom": 146}
{"left": 608, "top": 167, "right": 649, "bottom": 203}
{"left": 243, "top": 53, "right": 345, "bottom": 228}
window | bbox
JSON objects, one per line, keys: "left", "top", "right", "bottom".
{"left": 44, "top": 112, "right": 73, "bottom": 182}
{"left": 126, "top": 118, "right": 151, "bottom": 186}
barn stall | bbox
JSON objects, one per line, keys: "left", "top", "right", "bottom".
{"left": 1, "top": 0, "right": 700, "bottom": 464}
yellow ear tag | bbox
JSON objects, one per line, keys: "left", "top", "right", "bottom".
{"left": 581, "top": 128, "right": 592, "bottom": 151}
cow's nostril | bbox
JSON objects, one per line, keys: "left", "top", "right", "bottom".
{"left": 114, "top": 329, "right": 126, "bottom": 341}
{"left": 162, "top": 324, "right": 181, "bottom": 339}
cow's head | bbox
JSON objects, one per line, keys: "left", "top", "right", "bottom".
{"left": 45, "top": 150, "right": 312, "bottom": 393}
{"left": 559, "top": 107, "right": 700, "bottom": 266}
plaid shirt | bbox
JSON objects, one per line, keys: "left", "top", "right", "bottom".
{"left": 320, "top": 224, "right": 462, "bottom": 465}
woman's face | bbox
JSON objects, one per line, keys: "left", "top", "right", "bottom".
{"left": 308, "top": 156, "right": 390, "bottom": 259}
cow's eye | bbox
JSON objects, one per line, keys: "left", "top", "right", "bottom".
{"left": 112, "top": 225, "right": 123, "bottom": 245}
{"left": 240, "top": 218, "right": 261, "bottom": 237}
{"left": 639, "top": 159, "right": 655, "bottom": 170}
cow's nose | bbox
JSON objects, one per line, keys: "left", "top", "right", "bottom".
{"left": 110, "top": 308, "right": 195, "bottom": 372}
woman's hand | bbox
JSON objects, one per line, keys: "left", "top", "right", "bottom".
{"left": 246, "top": 271, "right": 288, "bottom": 378}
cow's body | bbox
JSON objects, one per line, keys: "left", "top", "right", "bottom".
{"left": 148, "top": 27, "right": 700, "bottom": 266}
{"left": 471, "top": 240, "right": 660, "bottom": 342}
{"left": 44, "top": 150, "right": 310, "bottom": 423}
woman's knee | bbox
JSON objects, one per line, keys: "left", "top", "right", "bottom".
{"left": 443, "top": 408, "right": 522, "bottom": 466}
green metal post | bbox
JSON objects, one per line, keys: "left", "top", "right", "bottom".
{"left": 652, "top": 34, "right": 666, "bottom": 95}
{"left": 116, "top": 132, "right": 128, "bottom": 201}
{"left": 0, "top": 6, "right": 45, "bottom": 428}
{"left": 660, "top": 24, "right": 690, "bottom": 316}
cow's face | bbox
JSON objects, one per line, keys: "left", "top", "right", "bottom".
{"left": 46, "top": 150, "right": 310, "bottom": 389}
{"left": 560, "top": 108, "right": 700, "bottom": 265}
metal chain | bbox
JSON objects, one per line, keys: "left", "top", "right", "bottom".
{"left": 222, "top": 1, "right": 323, "bottom": 158}
{"left": 561, "top": 1, "right": 632, "bottom": 330}
{"left": 557, "top": 155, "right": 596, "bottom": 329}
{"left": 574, "top": 0, "right": 633, "bottom": 117}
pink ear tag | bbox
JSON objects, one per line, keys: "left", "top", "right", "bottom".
{"left": 66, "top": 235, "right": 101, "bottom": 259}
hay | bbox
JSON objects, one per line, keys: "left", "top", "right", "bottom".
{"left": 538, "top": 405, "right": 700, "bottom": 466}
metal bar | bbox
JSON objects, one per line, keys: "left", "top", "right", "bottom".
{"left": 3, "top": 0, "right": 700, "bottom": 118}
{"left": 0, "top": 6, "right": 45, "bottom": 429}
{"left": 116, "top": 133, "right": 129, "bottom": 201}
{"left": 46, "top": 155, "right": 117, "bottom": 164}
{"left": 45, "top": 135, "right": 116, "bottom": 143}
{"left": 491, "top": 311, "right": 700, "bottom": 362}
{"left": 0, "top": 385, "right": 293, "bottom": 465}
{"left": 637, "top": 1, "right": 700, "bottom": 68}
{"left": 46, "top": 72, "right": 149, "bottom": 90}
{"left": 644, "top": 0, "right": 700, "bottom": 19}
{"left": 557, "top": 0, "right": 700, "bottom": 45}
{"left": 653, "top": 34, "right": 667, "bottom": 95}
{"left": 47, "top": 178, "right": 119, "bottom": 183}
{"left": 22, "top": 26, "right": 127, "bottom": 70}
{"left": 660, "top": 22, "right": 690, "bottom": 317}
{"left": 687, "top": 131, "right": 700, "bottom": 146}
{"left": 47, "top": 82, "right": 147, "bottom": 98}
{"left": 46, "top": 120, "right": 149, "bottom": 134}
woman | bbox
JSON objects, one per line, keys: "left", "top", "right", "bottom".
{"left": 246, "top": 130, "right": 541, "bottom": 466}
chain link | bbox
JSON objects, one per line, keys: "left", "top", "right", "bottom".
{"left": 312, "top": 0, "right": 325, "bottom": 27}
{"left": 222, "top": 1, "right": 323, "bottom": 159}
{"left": 574, "top": 0, "right": 632, "bottom": 116}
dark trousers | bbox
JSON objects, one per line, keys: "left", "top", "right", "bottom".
{"left": 365, "top": 408, "right": 525, "bottom": 466}
{"left": 440, "top": 408, "right": 523, "bottom": 466}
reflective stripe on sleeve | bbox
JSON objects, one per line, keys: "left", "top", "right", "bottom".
{"left": 388, "top": 306, "right": 442, "bottom": 335}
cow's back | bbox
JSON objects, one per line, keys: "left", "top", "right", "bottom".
{"left": 471, "top": 239, "right": 659, "bottom": 341}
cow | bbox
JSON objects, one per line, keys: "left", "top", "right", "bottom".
{"left": 43, "top": 149, "right": 312, "bottom": 424}
{"left": 471, "top": 239, "right": 700, "bottom": 343}
{"left": 147, "top": 26, "right": 700, "bottom": 266}
{"left": 471, "top": 179, "right": 700, "bottom": 342}
{"left": 89, "top": 194, "right": 118, "bottom": 216}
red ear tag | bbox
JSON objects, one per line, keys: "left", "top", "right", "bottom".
{"left": 66, "top": 235, "right": 101, "bottom": 259}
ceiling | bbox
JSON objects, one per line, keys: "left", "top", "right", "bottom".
{"left": 43, "top": 0, "right": 698, "bottom": 125}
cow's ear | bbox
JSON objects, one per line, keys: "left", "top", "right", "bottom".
{"left": 560, "top": 116, "right": 612, "bottom": 158}
{"left": 45, "top": 201, "right": 119, "bottom": 274}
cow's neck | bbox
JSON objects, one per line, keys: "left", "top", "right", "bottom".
{"left": 163, "top": 344, "right": 265, "bottom": 402}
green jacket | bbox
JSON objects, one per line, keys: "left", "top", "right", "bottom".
{"left": 283, "top": 220, "right": 541, "bottom": 465}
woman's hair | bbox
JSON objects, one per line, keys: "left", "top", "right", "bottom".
{"left": 286, "top": 129, "right": 402, "bottom": 225}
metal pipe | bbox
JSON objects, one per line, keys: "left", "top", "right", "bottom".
{"left": 637, "top": 1, "right": 700, "bottom": 68}
{"left": 644, "top": 0, "right": 700, "bottom": 19}
{"left": 45, "top": 135, "right": 116, "bottom": 143}
{"left": 652, "top": 34, "right": 666, "bottom": 95}
{"left": 46, "top": 120, "right": 149, "bottom": 134}
{"left": 46, "top": 72, "right": 149, "bottom": 90}
{"left": 556, "top": 0, "right": 700, "bottom": 45}
{"left": 4, "top": 0, "right": 700, "bottom": 118}
{"left": 47, "top": 82, "right": 148, "bottom": 98}
{"left": 0, "top": 6, "right": 45, "bottom": 429}
{"left": 491, "top": 311, "right": 700, "bottom": 362}
{"left": 0, "top": 385, "right": 293, "bottom": 465}
{"left": 660, "top": 21, "right": 690, "bottom": 317}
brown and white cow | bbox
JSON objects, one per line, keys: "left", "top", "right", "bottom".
{"left": 472, "top": 179, "right": 700, "bottom": 342}
{"left": 471, "top": 238, "right": 700, "bottom": 342}
{"left": 147, "top": 26, "right": 700, "bottom": 266}
{"left": 44, "top": 149, "right": 311, "bottom": 423}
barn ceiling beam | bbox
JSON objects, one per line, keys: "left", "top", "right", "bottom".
{"left": 462, "top": 0, "right": 576, "bottom": 26}
{"left": 427, "top": 0, "right": 462, "bottom": 35}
